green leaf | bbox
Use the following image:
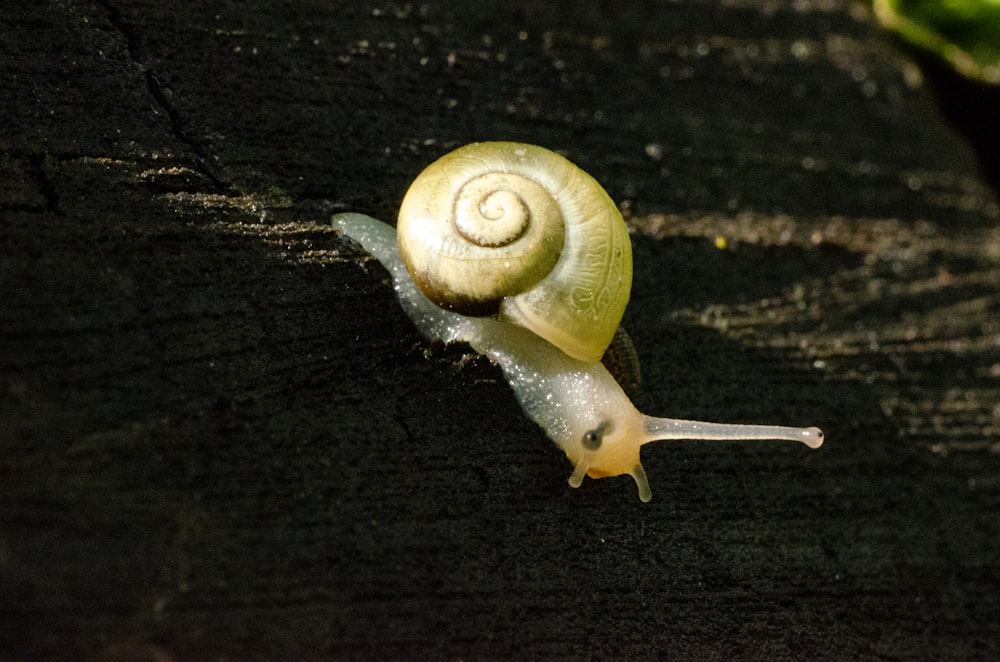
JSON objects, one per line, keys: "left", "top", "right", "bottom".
{"left": 875, "top": 0, "right": 1000, "bottom": 84}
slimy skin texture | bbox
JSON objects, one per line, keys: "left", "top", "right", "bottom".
{"left": 336, "top": 213, "right": 823, "bottom": 502}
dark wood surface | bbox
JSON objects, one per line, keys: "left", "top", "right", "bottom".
{"left": 3, "top": 1, "right": 999, "bottom": 659}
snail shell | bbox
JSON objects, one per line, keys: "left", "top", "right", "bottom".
{"left": 396, "top": 142, "right": 632, "bottom": 363}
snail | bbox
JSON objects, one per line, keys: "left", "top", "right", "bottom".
{"left": 334, "top": 142, "right": 823, "bottom": 502}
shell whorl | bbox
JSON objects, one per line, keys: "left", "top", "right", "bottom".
{"left": 397, "top": 142, "right": 632, "bottom": 363}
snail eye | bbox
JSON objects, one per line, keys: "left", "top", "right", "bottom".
{"left": 581, "top": 421, "right": 610, "bottom": 451}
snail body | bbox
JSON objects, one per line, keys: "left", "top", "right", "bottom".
{"left": 335, "top": 142, "right": 823, "bottom": 502}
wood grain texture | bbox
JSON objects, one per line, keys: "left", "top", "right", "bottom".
{"left": 2, "top": 1, "right": 998, "bottom": 659}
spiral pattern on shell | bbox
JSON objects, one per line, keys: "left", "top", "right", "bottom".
{"left": 397, "top": 142, "right": 632, "bottom": 363}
